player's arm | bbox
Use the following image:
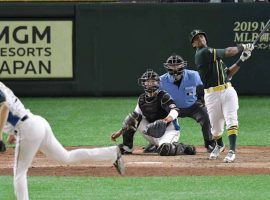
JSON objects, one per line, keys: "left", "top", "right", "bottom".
{"left": 224, "top": 43, "right": 254, "bottom": 58}
{"left": 0, "top": 90, "right": 9, "bottom": 152}
{"left": 226, "top": 50, "right": 252, "bottom": 79}
{"left": 161, "top": 92, "right": 179, "bottom": 123}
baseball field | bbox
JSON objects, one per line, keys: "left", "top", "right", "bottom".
{"left": 0, "top": 97, "right": 270, "bottom": 199}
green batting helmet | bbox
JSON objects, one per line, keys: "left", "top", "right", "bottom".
{"left": 189, "top": 29, "right": 207, "bottom": 44}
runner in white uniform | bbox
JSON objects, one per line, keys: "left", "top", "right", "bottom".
{"left": 0, "top": 82, "right": 124, "bottom": 200}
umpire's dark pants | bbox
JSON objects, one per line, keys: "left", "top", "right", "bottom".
{"left": 179, "top": 100, "right": 212, "bottom": 143}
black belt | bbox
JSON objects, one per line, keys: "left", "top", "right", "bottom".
{"left": 21, "top": 115, "right": 29, "bottom": 122}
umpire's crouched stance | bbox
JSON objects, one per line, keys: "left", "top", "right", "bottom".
{"left": 111, "top": 69, "right": 196, "bottom": 156}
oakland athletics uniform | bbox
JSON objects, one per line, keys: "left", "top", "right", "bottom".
{"left": 0, "top": 82, "right": 120, "bottom": 200}
{"left": 195, "top": 47, "right": 239, "bottom": 151}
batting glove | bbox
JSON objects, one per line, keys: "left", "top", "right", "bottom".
{"left": 241, "top": 43, "right": 254, "bottom": 52}
{"left": 240, "top": 50, "right": 252, "bottom": 62}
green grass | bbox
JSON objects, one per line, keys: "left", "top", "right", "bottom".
{"left": 1, "top": 96, "right": 269, "bottom": 200}
{"left": 4, "top": 96, "right": 269, "bottom": 147}
{"left": 1, "top": 175, "right": 270, "bottom": 200}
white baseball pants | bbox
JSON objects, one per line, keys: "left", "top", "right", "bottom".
{"left": 137, "top": 119, "right": 180, "bottom": 147}
{"left": 204, "top": 87, "right": 239, "bottom": 138}
{"left": 13, "top": 115, "right": 118, "bottom": 200}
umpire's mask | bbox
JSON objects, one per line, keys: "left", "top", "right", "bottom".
{"left": 138, "top": 69, "right": 160, "bottom": 97}
{"left": 164, "top": 54, "right": 187, "bottom": 81}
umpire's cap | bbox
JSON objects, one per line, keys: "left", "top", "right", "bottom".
{"left": 189, "top": 29, "right": 207, "bottom": 44}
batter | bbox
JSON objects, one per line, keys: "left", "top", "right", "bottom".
{"left": 190, "top": 29, "right": 253, "bottom": 163}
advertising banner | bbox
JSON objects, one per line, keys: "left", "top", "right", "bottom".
{"left": 0, "top": 21, "right": 73, "bottom": 79}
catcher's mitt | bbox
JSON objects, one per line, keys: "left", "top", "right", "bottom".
{"left": 145, "top": 119, "right": 167, "bottom": 138}
{"left": 0, "top": 140, "right": 6, "bottom": 152}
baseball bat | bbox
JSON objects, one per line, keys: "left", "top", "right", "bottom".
{"left": 238, "top": 19, "right": 270, "bottom": 62}
{"left": 252, "top": 19, "right": 270, "bottom": 46}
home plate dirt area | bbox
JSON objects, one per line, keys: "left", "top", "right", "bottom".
{"left": 0, "top": 146, "right": 270, "bottom": 177}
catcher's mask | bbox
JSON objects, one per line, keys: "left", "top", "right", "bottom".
{"left": 164, "top": 54, "right": 187, "bottom": 81}
{"left": 190, "top": 29, "right": 208, "bottom": 44}
{"left": 138, "top": 69, "right": 160, "bottom": 97}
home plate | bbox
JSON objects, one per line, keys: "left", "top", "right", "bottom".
{"left": 126, "top": 161, "right": 163, "bottom": 165}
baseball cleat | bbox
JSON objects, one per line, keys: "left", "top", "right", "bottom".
{"left": 113, "top": 147, "right": 125, "bottom": 176}
{"left": 209, "top": 144, "right": 225, "bottom": 159}
{"left": 223, "top": 150, "right": 236, "bottom": 163}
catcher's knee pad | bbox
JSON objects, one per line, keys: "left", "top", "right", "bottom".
{"left": 157, "top": 143, "right": 176, "bottom": 156}
{"left": 122, "top": 111, "right": 142, "bottom": 132}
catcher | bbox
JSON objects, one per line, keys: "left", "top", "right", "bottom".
{"left": 111, "top": 69, "right": 196, "bottom": 156}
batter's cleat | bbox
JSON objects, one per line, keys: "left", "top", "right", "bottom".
{"left": 209, "top": 144, "right": 225, "bottom": 159}
{"left": 114, "top": 147, "right": 125, "bottom": 176}
{"left": 223, "top": 150, "right": 236, "bottom": 163}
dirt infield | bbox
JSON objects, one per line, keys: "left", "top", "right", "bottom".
{"left": 0, "top": 146, "right": 270, "bottom": 177}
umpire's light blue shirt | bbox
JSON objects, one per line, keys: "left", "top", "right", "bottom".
{"left": 160, "top": 69, "right": 203, "bottom": 109}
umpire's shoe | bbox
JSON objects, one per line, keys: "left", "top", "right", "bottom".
{"left": 209, "top": 144, "right": 225, "bottom": 159}
{"left": 114, "top": 146, "right": 125, "bottom": 176}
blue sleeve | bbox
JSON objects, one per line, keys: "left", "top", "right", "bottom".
{"left": 159, "top": 75, "right": 166, "bottom": 91}
{"left": 159, "top": 81, "right": 164, "bottom": 90}
{"left": 0, "top": 90, "right": 6, "bottom": 103}
{"left": 194, "top": 71, "right": 203, "bottom": 86}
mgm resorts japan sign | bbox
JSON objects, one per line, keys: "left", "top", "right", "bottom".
{"left": 0, "top": 21, "right": 73, "bottom": 79}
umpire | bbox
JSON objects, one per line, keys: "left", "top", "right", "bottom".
{"left": 159, "top": 54, "right": 216, "bottom": 152}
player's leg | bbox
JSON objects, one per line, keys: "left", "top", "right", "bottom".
{"left": 156, "top": 122, "right": 190, "bottom": 156}
{"left": 13, "top": 116, "right": 46, "bottom": 200}
{"left": 189, "top": 101, "right": 216, "bottom": 152}
{"left": 222, "top": 87, "right": 239, "bottom": 163}
{"left": 205, "top": 92, "right": 225, "bottom": 159}
{"left": 38, "top": 116, "right": 118, "bottom": 164}
{"left": 138, "top": 119, "right": 159, "bottom": 152}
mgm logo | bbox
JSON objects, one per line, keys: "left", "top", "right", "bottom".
{"left": 0, "top": 25, "right": 51, "bottom": 76}
{"left": 0, "top": 25, "right": 51, "bottom": 44}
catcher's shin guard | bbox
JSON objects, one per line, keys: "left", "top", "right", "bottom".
{"left": 158, "top": 143, "right": 176, "bottom": 156}
{"left": 174, "top": 142, "right": 197, "bottom": 155}
{"left": 122, "top": 129, "right": 135, "bottom": 150}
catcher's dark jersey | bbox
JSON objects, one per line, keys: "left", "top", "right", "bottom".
{"left": 138, "top": 90, "right": 178, "bottom": 123}
{"left": 195, "top": 47, "right": 229, "bottom": 88}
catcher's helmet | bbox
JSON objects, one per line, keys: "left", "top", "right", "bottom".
{"left": 138, "top": 69, "right": 160, "bottom": 96}
{"left": 164, "top": 54, "right": 187, "bottom": 77}
{"left": 189, "top": 29, "right": 207, "bottom": 44}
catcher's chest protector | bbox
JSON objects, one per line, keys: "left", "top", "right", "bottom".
{"left": 138, "top": 92, "right": 168, "bottom": 123}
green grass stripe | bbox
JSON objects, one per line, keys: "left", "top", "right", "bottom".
{"left": 3, "top": 96, "right": 270, "bottom": 147}
{"left": 1, "top": 175, "right": 270, "bottom": 200}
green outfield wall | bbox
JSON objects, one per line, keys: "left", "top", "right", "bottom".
{"left": 0, "top": 3, "right": 269, "bottom": 96}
